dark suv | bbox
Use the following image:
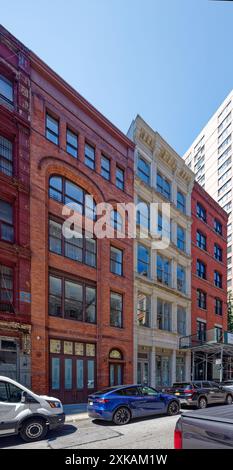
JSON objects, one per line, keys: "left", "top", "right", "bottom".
{"left": 166, "top": 381, "right": 233, "bottom": 409}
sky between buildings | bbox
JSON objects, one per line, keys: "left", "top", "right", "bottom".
{"left": 1, "top": 0, "right": 233, "bottom": 155}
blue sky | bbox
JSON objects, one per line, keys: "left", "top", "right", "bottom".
{"left": 1, "top": 0, "right": 233, "bottom": 154}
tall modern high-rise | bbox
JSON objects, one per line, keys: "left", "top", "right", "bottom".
{"left": 184, "top": 90, "right": 233, "bottom": 292}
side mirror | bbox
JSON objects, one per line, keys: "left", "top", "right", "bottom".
{"left": 21, "top": 391, "right": 26, "bottom": 403}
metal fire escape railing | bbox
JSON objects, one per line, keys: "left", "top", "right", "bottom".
{"left": 179, "top": 328, "right": 233, "bottom": 350}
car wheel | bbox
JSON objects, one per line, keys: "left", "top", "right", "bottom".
{"left": 20, "top": 418, "right": 48, "bottom": 442}
{"left": 167, "top": 400, "right": 180, "bottom": 416}
{"left": 198, "top": 397, "right": 207, "bottom": 409}
{"left": 226, "top": 394, "right": 233, "bottom": 405}
{"left": 113, "top": 407, "right": 131, "bottom": 425}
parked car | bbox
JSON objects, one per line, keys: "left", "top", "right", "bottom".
{"left": 166, "top": 381, "right": 233, "bottom": 409}
{"left": 220, "top": 380, "right": 233, "bottom": 393}
{"left": 0, "top": 376, "right": 65, "bottom": 442}
{"left": 175, "top": 405, "right": 233, "bottom": 449}
{"left": 87, "top": 384, "right": 180, "bottom": 425}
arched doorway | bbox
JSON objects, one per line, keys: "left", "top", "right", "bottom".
{"left": 109, "top": 349, "right": 124, "bottom": 386}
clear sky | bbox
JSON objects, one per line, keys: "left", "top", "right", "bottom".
{"left": 1, "top": 0, "right": 233, "bottom": 155}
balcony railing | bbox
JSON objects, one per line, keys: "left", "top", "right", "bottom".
{"left": 179, "top": 328, "right": 233, "bottom": 349}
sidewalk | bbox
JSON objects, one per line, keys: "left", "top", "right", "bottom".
{"left": 63, "top": 403, "right": 89, "bottom": 423}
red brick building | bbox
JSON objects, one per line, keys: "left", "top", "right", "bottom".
{"left": 191, "top": 181, "right": 228, "bottom": 380}
{"left": 0, "top": 26, "right": 31, "bottom": 385}
{"left": 29, "top": 51, "right": 135, "bottom": 402}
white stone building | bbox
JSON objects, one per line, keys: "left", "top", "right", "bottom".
{"left": 183, "top": 90, "right": 233, "bottom": 292}
{"left": 128, "top": 115, "right": 194, "bottom": 388}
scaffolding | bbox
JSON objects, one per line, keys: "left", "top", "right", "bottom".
{"left": 180, "top": 329, "right": 233, "bottom": 381}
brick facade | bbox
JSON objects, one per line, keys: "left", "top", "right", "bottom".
{"left": 0, "top": 26, "right": 31, "bottom": 385}
{"left": 191, "top": 181, "right": 228, "bottom": 335}
{"left": 29, "top": 53, "right": 135, "bottom": 401}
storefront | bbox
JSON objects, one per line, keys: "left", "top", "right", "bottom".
{"left": 49, "top": 338, "right": 96, "bottom": 403}
{"left": 0, "top": 334, "right": 31, "bottom": 387}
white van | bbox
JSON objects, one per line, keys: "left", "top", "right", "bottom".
{"left": 0, "top": 376, "right": 65, "bottom": 442}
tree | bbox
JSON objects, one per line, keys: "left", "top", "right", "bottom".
{"left": 228, "top": 290, "right": 233, "bottom": 331}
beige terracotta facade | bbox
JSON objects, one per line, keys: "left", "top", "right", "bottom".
{"left": 128, "top": 115, "right": 194, "bottom": 388}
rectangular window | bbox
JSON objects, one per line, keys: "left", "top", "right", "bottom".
{"left": 0, "top": 264, "right": 13, "bottom": 312}
{"left": 197, "top": 321, "right": 206, "bottom": 342}
{"left": 157, "top": 299, "right": 172, "bottom": 331}
{"left": 85, "top": 143, "right": 95, "bottom": 169}
{"left": 214, "top": 219, "right": 223, "bottom": 235}
{"left": 110, "top": 292, "right": 123, "bottom": 328}
{"left": 196, "top": 230, "right": 206, "bottom": 250}
{"left": 0, "top": 200, "right": 14, "bottom": 242}
{"left": 214, "top": 244, "right": 223, "bottom": 262}
{"left": 177, "top": 307, "right": 186, "bottom": 335}
{"left": 197, "top": 289, "right": 207, "bottom": 309}
{"left": 214, "top": 271, "right": 222, "bottom": 288}
{"left": 49, "top": 274, "right": 96, "bottom": 323}
{"left": 66, "top": 129, "right": 78, "bottom": 158}
{"left": 101, "top": 155, "right": 110, "bottom": 180}
{"left": 177, "top": 265, "right": 186, "bottom": 294}
{"left": 0, "top": 135, "right": 13, "bottom": 176}
{"left": 110, "top": 246, "right": 123, "bottom": 276}
{"left": 137, "top": 244, "right": 150, "bottom": 277}
{"left": 177, "top": 191, "right": 186, "bottom": 214}
{"left": 157, "top": 173, "right": 171, "bottom": 200}
{"left": 0, "top": 75, "right": 13, "bottom": 106}
{"left": 215, "top": 326, "right": 223, "bottom": 343}
{"left": 196, "top": 202, "right": 206, "bottom": 222}
{"left": 197, "top": 260, "right": 206, "bottom": 279}
{"left": 49, "top": 219, "right": 96, "bottom": 268}
{"left": 137, "top": 293, "right": 151, "bottom": 327}
{"left": 137, "top": 198, "right": 150, "bottom": 230}
{"left": 116, "top": 166, "right": 124, "bottom": 190}
{"left": 137, "top": 156, "right": 150, "bottom": 184}
{"left": 215, "top": 298, "right": 223, "bottom": 316}
{"left": 157, "top": 254, "right": 171, "bottom": 286}
{"left": 46, "top": 113, "right": 59, "bottom": 145}
{"left": 177, "top": 226, "right": 185, "bottom": 251}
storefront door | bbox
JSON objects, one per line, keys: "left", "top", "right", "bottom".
{"left": 156, "top": 355, "right": 171, "bottom": 387}
{"left": 109, "top": 363, "right": 123, "bottom": 386}
{"left": 50, "top": 339, "right": 96, "bottom": 403}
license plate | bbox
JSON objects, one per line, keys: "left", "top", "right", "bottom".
{"left": 175, "top": 392, "right": 180, "bottom": 396}
{"left": 89, "top": 401, "right": 93, "bottom": 406}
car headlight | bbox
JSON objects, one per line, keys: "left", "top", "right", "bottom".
{"left": 46, "top": 400, "right": 61, "bottom": 408}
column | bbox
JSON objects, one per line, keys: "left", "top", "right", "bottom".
{"left": 151, "top": 159, "right": 157, "bottom": 189}
{"left": 151, "top": 292, "right": 157, "bottom": 329}
{"left": 171, "top": 180, "right": 177, "bottom": 206}
{"left": 172, "top": 259, "right": 177, "bottom": 290}
{"left": 151, "top": 245, "right": 156, "bottom": 282}
{"left": 133, "top": 286, "right": 138, "bottom": 383}
{"left": 185, "top": 351, "right": 191, "bottom": 381}
{"left": 186, "top": 223, "right": 192, "bottom": 256}
{"left": 171, "top": 349, "right": 177, "bottom": 384}
{"left": 150, "top": 347, "right": 156, "bottom": 388}
{"left": 172, "top": 303, "right": 178, "bottom": 334}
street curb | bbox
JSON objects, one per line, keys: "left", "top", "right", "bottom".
{"left": 65, "top": 413, "right": 89, "bottom": 423}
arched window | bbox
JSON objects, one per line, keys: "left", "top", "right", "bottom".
{"left": 49, "top": 175, "right": 96, "bottom": 220}
{"left": 111, "top": 210, "right": 123, "bottom": 232}
{"left": 109, "top": 349, "right": 123, "bottom": 360}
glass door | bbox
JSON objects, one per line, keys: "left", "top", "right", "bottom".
{"left": 109, "top": 363, "right": 123, "bottom": 386}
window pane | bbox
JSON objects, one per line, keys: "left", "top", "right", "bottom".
{"left": 87, "top": 360, "right": 95, "bottom": 388}
{"left": 0, "top": 75, "right": 13, "bottom": 103}
{"left": 67, "top": 129, "right": 78, "bottom": 157}
{"left": 85, "top": 287, "right": 96, "bottom": 323}
{"left": 49, "top": 220, "right": 62, "bottom": 254}
{"left": 110, "top": 292, "right": 123, "bottom": 327}
{"left": 0, "top": 200, "right": 13, "bottom": 224}
{"left": 116, "top": 167, "right": 124, "bottom": 190}
{"left": 0, "top": 135, "right": 13, "bottom": 176}
{"left": 51, "top": 358, "right": 60, "bottom": 390}
{"left": 49, "top": 276, "right": 62, "bottom": 316}
{"left": 65, "top": 181, "right": 83, "bottom": 205}
{"left": 110, "top": 246, "right": 123, "bottom": 275}
{"left": 65, "top": 237, "right": 83, "bottom": 262}
{"left": 49, "top": 176, "right": 62, "bottom": 202}
{"left": 85, "top": 143, "right": 95, "bottom": 169}
{"left": 76, "top": 359, "right": 84, "bottom": 388}
{"left": 65, "top": 281, "right": 83, "bottom": 320}
{"left": 64, "top": 358, "right": 72, "bottom": 389}
{"left": 101, "top": 156, "right": 110, "bottom": 180}
{"left": 85, "top": 238, "right": 96, "bottom": 267}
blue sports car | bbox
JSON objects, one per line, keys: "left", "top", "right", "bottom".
{"left": 87, "top": 384, "right": 180, "bottom": 425}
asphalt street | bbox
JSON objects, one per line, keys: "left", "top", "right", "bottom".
{"left": 0, "top": 413, "right": 181, "bottom": 450}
